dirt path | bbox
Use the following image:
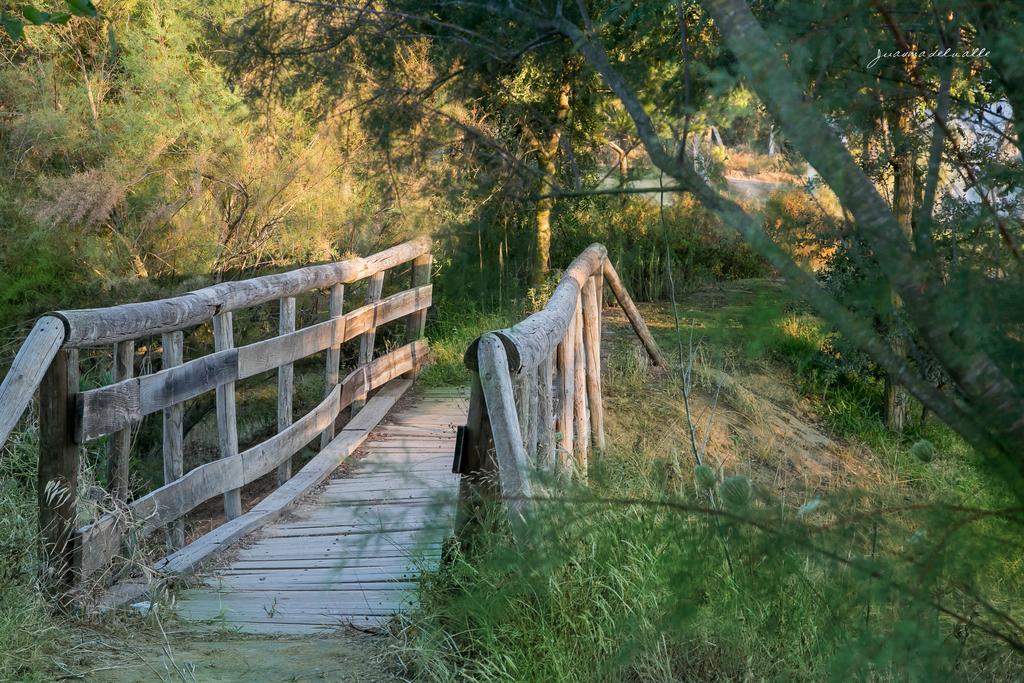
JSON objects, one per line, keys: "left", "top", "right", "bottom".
{"left": 65, "top": 629, "right": 403, "bottom": 682}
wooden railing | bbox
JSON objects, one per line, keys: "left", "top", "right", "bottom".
{"left": 457, "top": 243, "right": 664, "bottom": 535}
{"left": 0, "top": 237, "right": 433, "bottom": 599}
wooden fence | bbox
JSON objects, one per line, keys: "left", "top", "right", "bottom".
{"left": 0, "top": 237, "right": 433, "bottom": 600}
{"left": 457, "top": 243, "right": 664, "bottom": 535}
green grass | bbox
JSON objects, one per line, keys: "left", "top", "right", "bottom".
{"left": 419, "top": 301, "right": 516, "bottom": 387}
{"left": 0, "top": 424, "right": 61, "bottom": 682}
{"left": 399, "top": 280, "right": 1024, "bottom": 681}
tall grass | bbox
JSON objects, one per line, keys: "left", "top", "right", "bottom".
{"left": 0, "top": 421, "right": 59, "bottom": 681}
{"left": 398, "top": 289, "right": 1024, "bottom": 682}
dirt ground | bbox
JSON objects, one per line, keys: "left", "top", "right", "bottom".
{"left": 61, "top": 628, "right": 404, "bottom": 682}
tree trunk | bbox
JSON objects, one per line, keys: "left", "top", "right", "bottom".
{"left": 883, "top": 55, "right": 917, "bottom": 433}
{"left": 533, "top": 79, "right": 572, "bottom": 286}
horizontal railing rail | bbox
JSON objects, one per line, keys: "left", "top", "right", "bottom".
{"left": 457, "top": 243, "right": 664, "bottom": 537}
{"left": 0, "top": 237, "right": 433, "bottom": 602}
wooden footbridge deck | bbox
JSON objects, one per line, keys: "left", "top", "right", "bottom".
{"left": 0, "top": 238, "right": 662, "bottom": 632}
{"left": 175, "top": 385, "right": 465, "bottom": 633}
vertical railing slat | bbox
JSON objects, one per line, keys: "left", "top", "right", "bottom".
{"left": 352, "top": 271, "right": 385, "bottom": 414}
{"left": 582, "top": 275, "right": 605, "bottom": 450}
{"left": 278, "top": 297, "right": 297, "bottom": 480}
{"left": 212, "top": 311, "right": 242, "bottom": 520}
{"left": 162, "top": 331, "right": 185, "bottom": 549}
{"left": 573, "top": 299, "right": 589, "bottom": 475}
{"left": 320, "top": 286, "right": 344, "bottom": 448}
{"left": 108, "top": 340, "right": 134, "bottom": 501}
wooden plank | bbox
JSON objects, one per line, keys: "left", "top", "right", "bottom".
{"left": 108, "top": 340, "right": 133, "bottom": 501}
{"left": 240, "top": 386, "right": 340, "bottom": 486}
{"left": 162, "top": 331, "right": 185, "bottom": 550}
{"left": 213, "top": 312, "right": 242, "bottom": 521}
{"left": 75, "top": 286, "right": 434, "bottom": 443}
{"left": 39, "top": 348, "right": 79, "bottom": 597}
{"left": 464, "top": 244, "right": 606, "bottom": 374}
{"left": 603, "top": 260, "right": 667, "bottom": 367}
{"left": 0, "top": 316, "right": 65, "bottom": 452}
{"left": 581, "top": 275, "right": 605, "bottom": 451}
{"left": 573, "top": 300, "right": 589, "bottom": 475}
{"left": 55, "top": 236, "right": 432, "bottom": 347}
{"left": 276, "top": 297, "right": 295, "bottom": 485}
{"left": 477, "top": 334, "right": 532, "bottom": 534}
{"left": 556, "top": 305, "right": 575, "bottom": 474}
{"left": 321, "top": 284, "right": 345, "bottom": 449}
{"left": 538, "top": 351, "right": 555, "bottom": 473}
{"left": 352, "top": 271, "right": 385, "bottom": 413}
{"left": 76, "top": 349, "right": 238, "bottom": 443}
{"left": 152, "top": 380, "right": 412, "bottom": 578}
{"left": 403, "top": 254, "right": 432, "bottom": 378}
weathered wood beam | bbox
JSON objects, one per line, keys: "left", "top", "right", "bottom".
{"left": 0, "top": 316, "right": 65, "bottom": 452}
{"left": 75, "top": 286, "right": 432, "bottom": 442}
{"left": 162, "top": 331, "right": 185, "bottom": 550}
{"left": 53, "top": 236, "right": 432, "bottom": 348}
{"left": 276, "top": 297, "right": 296, "bottom": 486}
{"left": 213, "top": 311, "right": 242, "bottom": 521}
{"left": 603, "top": 260, "right": 667, "bottom": 367}
{"left": 321, "top": 284, "right": 345, "bottom": 449}
{"left": 581, "top": 275, "right": 605, "bottom": 450}
{"left": 38, "top": 348, "right": 79, "bottom": 599}
{"left": 107, "top": 340, "right": 133, "bottom": 501}
{"left": 352, "top": 271, "right": 385, "bottom": 414}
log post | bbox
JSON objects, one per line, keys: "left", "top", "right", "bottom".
{"left": 538, "top": 351, "right": 556, "bottom": 473}
{"left": 320, "top": 285, "right": 343, "bottom": 448}
{"left": 581, "top": 275, "right": 605, "bottom": 450}
{"left": 556, "top": 307, "right": 576, "bottom": 475}
{"left": 526, "top": 365, "right": 539, "bottom": 465}
{"left": 161, "top": 331, "right": 185, "bottom": 549}
{"left": 573, "top": 300, "right": 589, "bottom": 475}
{"left": 352, "top": 272, "right": 385, "bottom": 414}
{"left": 278, "top": 297, "right": 296, "bottom": 482}
{"left": 212, "top": 311, "right": 242, "bottom": 520}
{"left": 455, "top": 371, "right": 495, "bottom": 535}
{"left": 108, "top": 340, "right": 133, "bottom": 501}
{"left": 38, "top": 348, "right": 79, "bottom": 598}
{"left": 603, "top": 260, "right": 667, "bottom": 367}
{"left": 476, "top": 334, "right": 532, "bottom": 535}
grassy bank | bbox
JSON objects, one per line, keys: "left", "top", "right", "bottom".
{"left": 399, "top": 280, "right": 1023, "bottom": 681}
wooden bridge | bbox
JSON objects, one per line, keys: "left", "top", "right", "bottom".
{"left": 0, "top": 238, "right": 662, "bottom": 633}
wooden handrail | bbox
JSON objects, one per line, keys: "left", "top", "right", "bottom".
{"left": 52, "top": 236, "right": 431, "bottom": 347}
{"left": 458, "top": 244, "right": 664, "bottom": 536}
{"left": 0, "top": 237, "right": 435, "bottom": 598}
{"left": 0, "top": 317, "right": 66, "bottom": 452}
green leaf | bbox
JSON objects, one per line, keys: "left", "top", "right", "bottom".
{"left": 695, "top": 465, "right": 718, "bottom": 491}
{"left": 719, "top": 475, "right": 753, "bottom": 510}
{"left": 21, "top": 5, "right": 50, "bottom": 25}
{"left": 48, "top": 12, "right": 70, "bottom": 24}
{"left": 1, "top": 13, "right": 25, "bottom": 40}
{"left": 64, "top": 0, "right": 98, "bottom": 18}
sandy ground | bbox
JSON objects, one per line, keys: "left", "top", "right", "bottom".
{"left": 66, "top": 630, "right": 403, "bottom": 682}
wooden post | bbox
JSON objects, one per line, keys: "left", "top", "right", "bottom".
{"left": 162, "top": 331, "right": 185, "bottom": 549}
{"left": 603, "top": 261, "right": 667, "bottom": 367}
{"left": 581, "top": 276, "right": 605, "bottom": 450}
{"left": 556, "top": 307, "right": 575, "bottom": 475}
{"left": 278, "top": 297, "right": 297, "bottom": 482}
{"left": 352, "top": 272, "right": 385, "bottom": 414}
{"left": 212, "top": 311, "right": 242, "bottom": 521}
{"left": 538, "top": 351, "right": 556, "bottom": 473}
{"left": 108, "top": 340, "right": 133, "bottom": 501}
{"left": 573, "top": 300, "right": 589, "bottom": 474}
{"left": 404, "top": 254, "right": 432, "bottom": 375}
{"left": 320, "top": 286, "right": 343, "bottom": 449}
{"left": 525, "top": 365, "right": 539, "bottom": 465}
{"left": 38, "top": 348, "right": 79, "bottom": 597}
{"left": 455, "top": 371, "right": 494, "bottom": 535}
{"left": 476, "top": 333, "right": 532, "bottom": 535}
